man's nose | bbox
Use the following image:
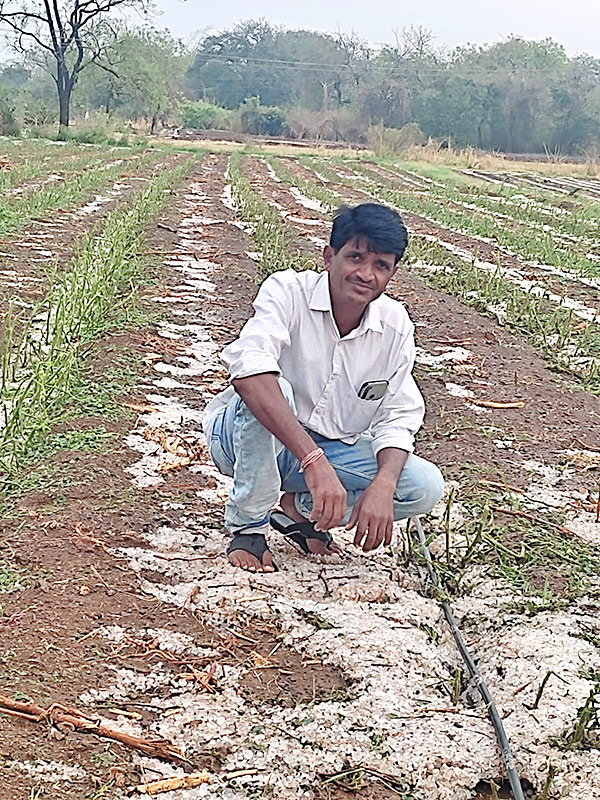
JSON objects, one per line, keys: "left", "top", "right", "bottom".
{"left": 357, "top": 260, "right": 376, "bottom": 281}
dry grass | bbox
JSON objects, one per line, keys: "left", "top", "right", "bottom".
{"left": 154, "top": 137, "right": 362, "bottom": 159}
{"left": 400, "top": 141, "right": 600, "bottom": 178}
{"left": 168, "top": 137, "right": 599, "bottom": 177}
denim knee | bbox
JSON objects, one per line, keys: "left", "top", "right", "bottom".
{"left": 423, "top": 463, "right": 445, "bottom": 511}
{"left": 396, "top": 459, "right": 445, "bottom": 517}
{"left": 415, "top": 462, "right": 445, "bottom": 514}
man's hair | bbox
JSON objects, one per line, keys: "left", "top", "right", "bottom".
{"left": 330, "top": 203, "right": 408, "bottom": 264}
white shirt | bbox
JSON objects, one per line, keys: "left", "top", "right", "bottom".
{"left": 203, "top": 269, "right": 424, "bottom": 456}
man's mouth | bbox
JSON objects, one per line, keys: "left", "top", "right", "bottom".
{"left": 349, "top": 280, "right": 372, "bottom": 293}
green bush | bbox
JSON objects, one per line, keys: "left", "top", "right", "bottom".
{"left": 0, "top": 89, "right": 20, "bottom": 136}
{"left": 239, "top": 96, "right": 286, "bottom": 136}
{"left": 179, "top": 101, "right": 233, "bottom": 130}
{"left": 22, "top": 97, "right": 56, "bottom": 127}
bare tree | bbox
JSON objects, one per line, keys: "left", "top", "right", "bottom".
{"left": 0, "top": 0, "right": 154, "bottom": 132}
{"left": 334, "top": 29, "right": 372, "bottom": 95}
{"left": 395, "top": 25, "right": 437, "bottom": 62}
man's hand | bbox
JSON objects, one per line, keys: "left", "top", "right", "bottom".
{"left": 304, "top": 458, "right": 347, "bottom": 531}
{"left": 345, "top": 479, "right": 395, "bottom": 552}
{"left": 346, "top": 447, "right": 407, "bottom": 551}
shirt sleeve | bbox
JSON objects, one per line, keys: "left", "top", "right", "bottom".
{"left": 220, "top": 272, "right": 294, "bottom": 380}
{"left": 369, "top": 325, "right": 425, "bottom": 456}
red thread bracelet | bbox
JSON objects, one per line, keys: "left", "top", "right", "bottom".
{"left": 300, "top": 447, "right": 325, "bottom": 472}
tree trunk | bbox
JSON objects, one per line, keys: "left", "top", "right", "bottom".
{"left": 320, "top": 81, "right": 329, "bottom": 112}
{"left": 57, "top": 67, "right": 72, "bottom": 137}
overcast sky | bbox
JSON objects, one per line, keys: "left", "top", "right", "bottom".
{"left": 140, "top": 0, "right": 600, "bottom": 57}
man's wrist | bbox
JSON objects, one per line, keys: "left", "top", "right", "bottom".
{"left": 370, "top": 472, "right": 398, "bottom": 492}
{"left": 304, "top": 453, "right": 330, "bottom": 472}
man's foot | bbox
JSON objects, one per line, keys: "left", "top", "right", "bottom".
{"left": 274, "top": 495, "right": 343, "bottom": 556}
{"left": 227, "top": 531, "right": 277, "bottom": 573}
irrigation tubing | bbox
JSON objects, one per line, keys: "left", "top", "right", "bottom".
{"left": 410, "top": 516, "right": 525, "bottom": 800}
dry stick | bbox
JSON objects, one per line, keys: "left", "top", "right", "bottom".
{"left": 470, "top": 399, "right": 525, "bottom": 409}
{"left": 137, "top": 773, "right": 210, "bottom": 795}
{"left": 572, "top": 438, "right": 600, "bottom": 454}
{"left": 490, "top": 505, "right": 575, "bottom": 536}
{"left": 0, "top": 695, "right": 187, "bottom": 764}
{"left": 137, "top": 767, "right": 260, "bottom": 794}
{"left": 596, "top": 484, "right": 600, "bottom": 524}
{"left": 153, "top": 552, "right": 219, "bottom": 562}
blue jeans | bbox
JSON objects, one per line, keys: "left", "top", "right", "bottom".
{"left": 206, "top": 379, "right": 445, "bottom": 532}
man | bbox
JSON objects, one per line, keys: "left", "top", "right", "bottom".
{"left": 202, "top": 203, "right": 444, "bottom": 572}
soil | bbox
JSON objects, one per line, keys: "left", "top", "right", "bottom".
{"left": 1, "top": 148, "right": 599, "bottom": 800}
{"left": 0, "top": 153, "right": 351, "bottom": 799}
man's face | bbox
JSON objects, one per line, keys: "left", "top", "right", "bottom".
{"left": 324, "top": 237, "right": 398, "bottom": 309}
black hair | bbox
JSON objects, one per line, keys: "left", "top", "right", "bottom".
{"left": 330, "top": 203, "right": 408, "bottom": 264}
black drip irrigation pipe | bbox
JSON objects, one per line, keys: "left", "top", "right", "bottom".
{"left": 410, "top": 516, "right": 525, "bottom": 800}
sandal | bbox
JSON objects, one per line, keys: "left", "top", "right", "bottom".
{"left": 270, "top": 511, "right": 335, "bottom": 555}
{"left": 226, "top": 531, "right": 279, "bottom": 571}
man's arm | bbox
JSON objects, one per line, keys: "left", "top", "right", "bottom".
{"left": 345, "top": 447, "right": 407, "bottom": 551}
{"left": 233, "top": 374, "right": 347, "bottom": 531}
{"left": 345, "top": 325, "right": 423, "bottom": 551}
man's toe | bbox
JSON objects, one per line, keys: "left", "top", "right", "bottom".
{"left": 261, "top": 551, "right": 275, "bottom": 572}
{"left": 229, "top": 550, "right": 258, "bottom": 572}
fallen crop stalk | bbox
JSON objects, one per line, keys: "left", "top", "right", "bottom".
{"left": 490, "top": 505, "right": 575, "bottom": 536}
{"left": 410, "top": 517, "right": 525, "bottom": 800}
{"left": 0, "top": 694, "right": 187, "bottom": 764}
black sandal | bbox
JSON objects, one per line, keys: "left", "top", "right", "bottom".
{"left": 226, "top": 532, "right": 279, "bottom": 571}
{"left": 270, "top": 511, "right": 335, "bottom": 555}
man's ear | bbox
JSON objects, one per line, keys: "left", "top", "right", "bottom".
{"left": 323, "top": 244, "right": 333, "bottom": 270}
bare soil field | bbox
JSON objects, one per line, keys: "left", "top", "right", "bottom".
{"left": 0, "top": 142, "right": 599, "bottom": 800}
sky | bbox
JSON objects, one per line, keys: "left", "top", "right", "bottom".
{"left": 139, "top": 0, "right": 600, "bottom": 58}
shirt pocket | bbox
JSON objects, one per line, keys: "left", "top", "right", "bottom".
{"left": 339, "top": 394, "right": 385, "bottom": 435}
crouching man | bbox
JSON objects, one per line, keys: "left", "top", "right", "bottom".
{"left": 202, "top": 203, "right": 444, "bottom": 572}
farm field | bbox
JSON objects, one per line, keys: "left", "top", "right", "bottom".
{"left": 0, "top": 138, "right": 599, "bottom": 800}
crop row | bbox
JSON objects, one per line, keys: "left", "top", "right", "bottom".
{"left": 324, "top": 160, "right": 600, "bottom": 281}
{"left": 0, "top": 154, "right": 197, "bottom": 479}
{"left": 379, "top": 159, "right": 600, "bottom": 221}
{"left": 354, "top": 160, "right": 600, "bottom": 251}
{"left": 325, "top": 160, "right": 600, "bottom": 308}
{"left": 227, "top": 152, "right": 312, "bottom": 275}
{"left": 0, "top": 142, "right": 138, "bottom": 196}
{"left": 0, "top": 148, "right": 164, "bottom": 239}
{"left": 255, "top": 155, "right": 600, "bottom": 395}
{"left": 366, "top": 161, "right": 600, "bottom": 250}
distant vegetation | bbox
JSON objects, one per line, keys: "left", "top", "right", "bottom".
{"left": 0, "top": 14, "right": 599, "bottom": 155}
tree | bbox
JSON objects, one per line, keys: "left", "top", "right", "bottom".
{"left": 75, "top": 25, "right": 189, "bottom": 131}
{"left": 0, "top": 0, "right": 154, "bottom": 132}
{"left": 450, "top": 37, "right": 569, "bottom": 151}
{"left": 187, "top": 19, "right": 363, "bottom": 112}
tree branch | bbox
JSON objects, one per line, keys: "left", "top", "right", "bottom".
{"left": 87, "top": 58, "right": 120, "bottom": 78}
{"left": 1, "top": 16, "right": 55, "bottom": 56}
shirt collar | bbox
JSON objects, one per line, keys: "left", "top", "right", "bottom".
{"left": 309, "top": 271, "right": 332, "bottom": 312}
{"left": 309, "top": 272, "right": 384, "bottom": 335}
